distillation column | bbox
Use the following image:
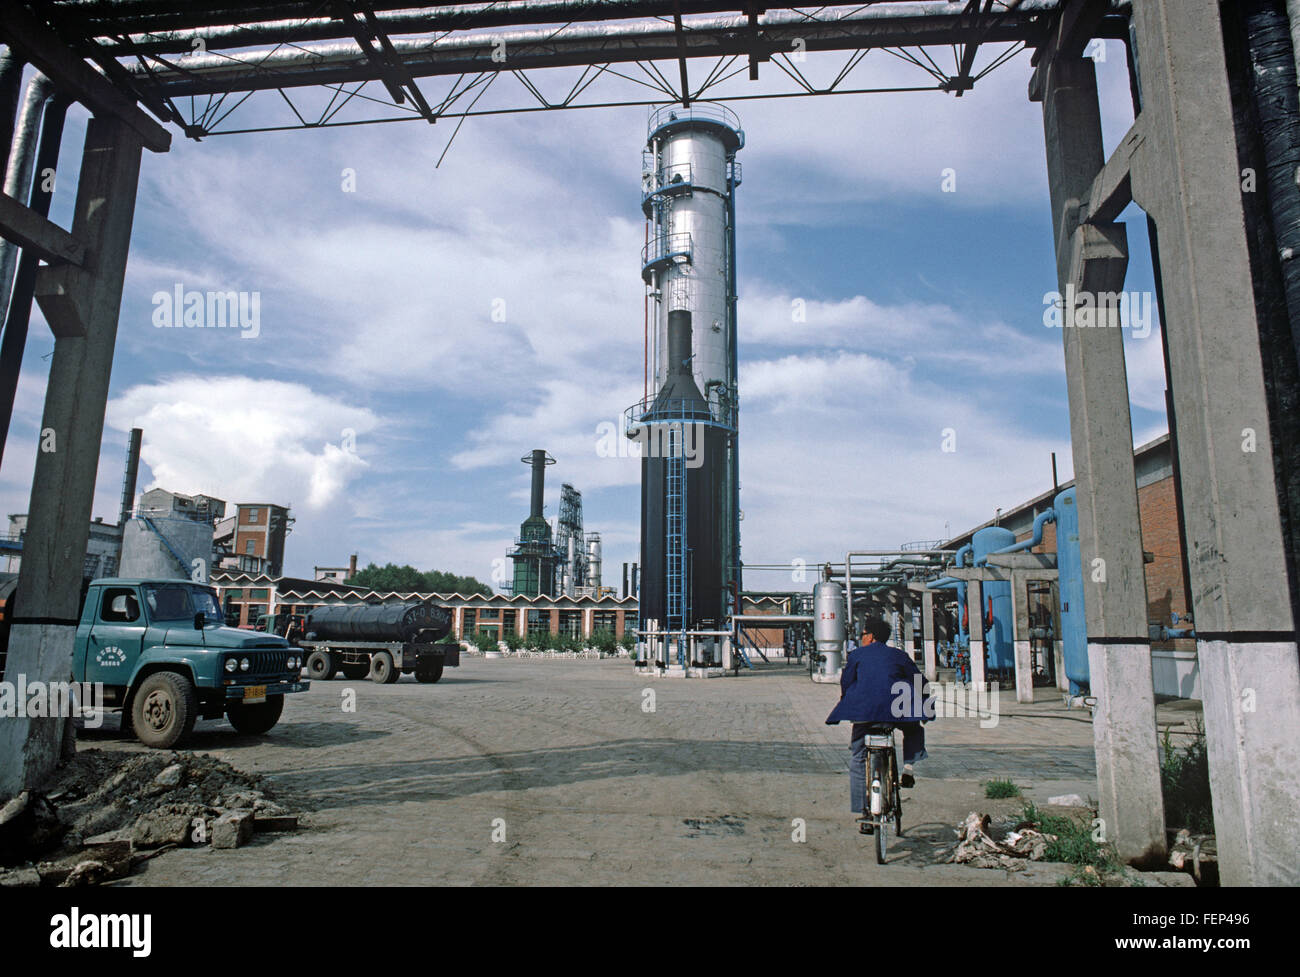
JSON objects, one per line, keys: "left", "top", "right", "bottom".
{"left": 639, "top": 104, "right": 744, "bottom": 633}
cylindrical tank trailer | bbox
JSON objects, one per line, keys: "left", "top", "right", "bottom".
{"left": 297, "top": 601, "right": 458, "bottom": 685}
{"left": 305, "top": 601, "right": 452, "bottom": 644}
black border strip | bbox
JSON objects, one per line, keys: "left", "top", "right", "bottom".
{"left": 1195, "top": 630, "right": 1297, "bottom": 643}
{"left": 1087, "top": 636, "right": 1152, "bottom": 645}
{"left": 8, "top": 616, "right": 80, "bottom": 627}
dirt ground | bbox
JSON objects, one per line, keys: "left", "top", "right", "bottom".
{"left": 68, "top": 657, "right": 1190, "bottom": 886}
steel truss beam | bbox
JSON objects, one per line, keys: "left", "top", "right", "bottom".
{"left": 6, "top": 2, "right": 1130, "bottom": 139}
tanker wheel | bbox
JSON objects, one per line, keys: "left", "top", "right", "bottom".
{"left": 340, "top": 663, "right": 370, "bottom": 681}
{"left": 306, "top": 650, "right": 337, "bottom": 681}
{"left": 370, "top": 650, "right": 401, "bottom": 684}
{"left": 415, "top": 661, "right": 444, "bottom": 684}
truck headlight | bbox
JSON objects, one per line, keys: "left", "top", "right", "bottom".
{"left": 224, "top": 658, "right": 237, "bottom": 674}
{"left": 288, "top": 655, "right": 299, "bottom": 670}
{"left": 240, "top": 658, "right": 250, "bottom": 672}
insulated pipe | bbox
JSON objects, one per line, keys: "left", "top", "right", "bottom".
{"left": 1242, "top": 1, "right": 1300, "bottom": 370}
{"left": 0, "top": 88, "right": 64, "bottom": 470}
{"left": 1287, "top": 0, "right": 1300, "bottom": 98}
{"left": 0, "top": 49, "right": 22, "bottom": 169}
{"left": 844, "top": 547, "right": 950, "bottom": 623}
{"left": 0, "top": 74, "right": 52, "bottom": 328}
{"left": 124, "top": 2, "right": 1097, "bottom": 96}
{"left": 992, "top": 508, "right": 1057, "bottom": 556}
{"left": 98, "top": 2, "right": 893, "bottom": 54}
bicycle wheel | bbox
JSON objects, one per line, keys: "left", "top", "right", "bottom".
{"left": 891, "top": 748, "right": 904, "bottom": 837}
{"left": 869, "top": 749, "right": 887, "bottom": 864}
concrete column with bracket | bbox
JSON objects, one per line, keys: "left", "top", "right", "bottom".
{"left": 1127, "top": 0, "right": 1300, "bottom": 885}
{"left": 1034, "top": 42, "right": 1165, "bottom": 865}
{"left": 0, "top": 116, "right": 145, "bottom": 796}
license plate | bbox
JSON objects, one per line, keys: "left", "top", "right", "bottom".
{"left": 243, "top": 685, "right": 266, "bottom": 703}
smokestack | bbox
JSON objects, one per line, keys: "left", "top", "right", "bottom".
{"left": 667, "top": 309, "right": 692, "bottom": 375}
{"left": 622, "top": 562, "right": 629, "bottom": 599}
{"left": 522, "top": 449, "right": 556, "bottom": 519}
{"left": 119, "top": 427, "right": 142, "bottom": 527}
{"left": 349, "top": 553, "right": 357, "bottom": 576}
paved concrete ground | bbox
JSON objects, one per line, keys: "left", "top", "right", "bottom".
{"left": 77, "top": 658, "right": 1186, "bottom": 886}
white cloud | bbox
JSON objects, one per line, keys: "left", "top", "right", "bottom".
{"left": 104, "top": 376, "right": 381, "bottom": 513}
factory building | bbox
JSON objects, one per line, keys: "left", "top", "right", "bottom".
{"left": 314, "top": 555, "right": 358, "bottom": 583}
{"left": 214, "top": 502, "right": 293, "bottom": 577}
{"left": 212, "top": 568, "right": 794, "bottom": 653}
{"left": 937, "top": 434, "right": 1196, "bottom": 699}
{"left": 212, "top": 568, "right": 637, "bottom": 640}
{"left": 3, "top": 513, "right": 122, "bottom": 580}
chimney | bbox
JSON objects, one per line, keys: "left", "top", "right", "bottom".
{"left": 521, "top": 449, "right": 556, "bottom": 519}
{"left": 349, "top": 553, "right": 357, "bottom": 576}
{"left": 119, "top": 427, "right": 142, "bottom": 527}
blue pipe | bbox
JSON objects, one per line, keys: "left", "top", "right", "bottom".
{"left": 992, "top": 508, "right": 1057, "bottom": 556}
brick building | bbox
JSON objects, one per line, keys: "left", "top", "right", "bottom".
{"left": 214, "top": 503, "right": 293, "bottom": 577}
{"left": 945, "top": 434, "right": 1197, "bottom": 697}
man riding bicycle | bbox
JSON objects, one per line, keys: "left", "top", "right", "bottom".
{"left": 825, "top": 616, "right": 933, "bottom": 831}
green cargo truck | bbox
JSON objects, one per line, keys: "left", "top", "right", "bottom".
{"left": 72, "top": 578, "right": 310, "bottom": 748}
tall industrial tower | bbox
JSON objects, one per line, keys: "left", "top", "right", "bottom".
{"left": 509, "top": 449, "right": 557, "bottom": 597}
{"left": 630, "top": 103, "right": 743, "bottom": 665}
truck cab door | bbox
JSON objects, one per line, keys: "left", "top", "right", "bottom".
{"left": 85, "top": 585, "right": 146, "bottom": 686}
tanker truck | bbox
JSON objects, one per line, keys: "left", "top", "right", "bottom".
{"left": 289, "top": 601, "right": 460, "bottom": 685}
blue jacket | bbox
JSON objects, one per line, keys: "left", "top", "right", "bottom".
{"left": 825, "top": 641, "right": 933, "bottom": 725}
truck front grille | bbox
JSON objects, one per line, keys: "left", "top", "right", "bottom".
{"left": 229, "top": 650, "right": 290, "bottom": 677}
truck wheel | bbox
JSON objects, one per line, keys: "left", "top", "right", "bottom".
{"left": 415, "top": 661, "right": 444, "bottom": 684}
{"left": 306, "top": 650, "right": 336, "bottom": 680}
{"left": 370, "top": 650, "right": 400, "bottom": 684}
{"left": 130, "top": 672, "right": 197, "bottom": 749}
{"left": 227, "top": 694, "right": 285, "bottom": 735}
{"left": 340, "top": 663, "right": 370, "bottom": 680}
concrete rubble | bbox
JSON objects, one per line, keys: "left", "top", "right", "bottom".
{"left": 0, "top": 749, "right": 302, "bottom": 887}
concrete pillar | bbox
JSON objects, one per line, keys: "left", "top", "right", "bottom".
{"left": 967, "top": 579, "right": 985, "bottom": 689}
{"left": 921, "top": 590, "right": 937, "bottom": 681}
{"left": 1054, "top": 640, "right": 1069, "bottom": 692}
{"left": 1128, "top": 0, "right": 1300, "bottom": 885}
{"left": 1036, "top": 49, "right": 1166, "bottom": 868}
{"left": 1010, "top": 571, "right": 1034, "bottom": 704}
{"left": 0, "top": 117, "right": 145, "bottom": 797}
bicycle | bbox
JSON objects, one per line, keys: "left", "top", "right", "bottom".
{"left": 858, "top": 723, "right": 903, "bottom": 864}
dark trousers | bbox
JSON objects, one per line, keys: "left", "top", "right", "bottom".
{"left": 849, "top": 722, "right": 927, "bottom": 814}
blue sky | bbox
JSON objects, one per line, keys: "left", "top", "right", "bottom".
{"left": 0, "top": 39, "right": 1166, "bottom": 592}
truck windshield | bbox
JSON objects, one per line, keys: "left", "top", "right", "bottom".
{"left": 144, "top": 585, "right": 223, "bottom": 625}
